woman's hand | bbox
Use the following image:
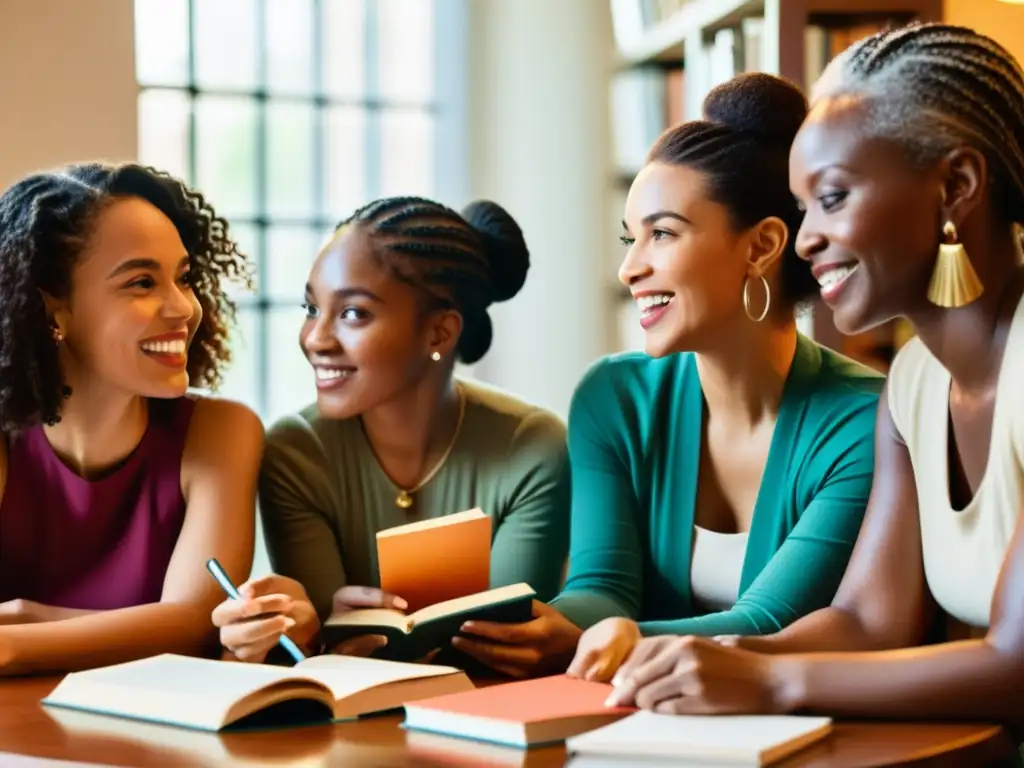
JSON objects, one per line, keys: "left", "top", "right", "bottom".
{"left": 566, "top": 617, "right": 642, "bottom": 682}
{"left": 212, "top": 574, "right": 321, "bottom": 663}
{"left": 326, "top": 586, "right": 408, "bottom": 658}
{"left": 604, "top": 635, "right": 782, "bottom": 715}
{"left": 451, "top": 601, "right": 583, "bottom": 679}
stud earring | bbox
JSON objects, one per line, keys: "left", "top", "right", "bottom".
{"left": 51, "top": 325, "right": 64, "bottom": 344}
{"left": 927, "top": 220, "right": 984, "bottom": 308}
{"left": 430, "top": 351, "right": 441, "bottom": 362}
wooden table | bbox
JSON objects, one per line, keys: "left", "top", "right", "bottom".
{"left": 0, "top": 676, "right": 1015, "bottom": 767}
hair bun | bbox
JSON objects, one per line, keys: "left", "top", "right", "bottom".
{"left": 461, "top": 200, "right": 530, "bottom": 303}
{"left": 702, "top": 72, "right": 808, "bottom": 146}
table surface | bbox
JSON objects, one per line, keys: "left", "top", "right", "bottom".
{"left": 0, "top": 676, "right": 1015, "bottom": 768}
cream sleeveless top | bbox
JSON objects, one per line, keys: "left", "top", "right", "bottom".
{"left": 690, "top": 526, "right": 748, "bottom": 612}
{"left": 887, "top": 298, "right": 1024, "bottom": 630}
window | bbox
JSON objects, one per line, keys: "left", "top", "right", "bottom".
{"left": 134, "top": 0, "right": 464, "bottom": 423}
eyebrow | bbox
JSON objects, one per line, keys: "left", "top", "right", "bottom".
{"left": 621, "top": 211, "right": 691, "bottom": 231}
{"left": 107, "top": 255, "right": 189, "bottom": 280}
{"left": 303, "top": 285, "right": 384, "bottom": 302}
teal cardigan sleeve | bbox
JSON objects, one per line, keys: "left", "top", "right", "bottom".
{"left": 549, "top": 361, "right": 644, "bottom": 628}
{"left": 489, "top": 409, "right": 572, "bottom": 603}
{"left": 638, "top": 395, "right": 878, "bottom": 637}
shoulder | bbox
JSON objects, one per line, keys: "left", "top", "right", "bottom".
{"left": 458, "top": 378, "right": 566, "bottom": 463}
{"left": 183, "top": 394, "right": 264, "bottom": 461}
{"left": 795, "top": 340, "right": 884, "bottom": 420}
{"left": 262, "top": 402, "right": 340, "bottom": 475}
{"left": 883, "top": 335, "right": 936, "bottom": 436}
{"left": 570, "top": 350, "right": 694, "bottom": 416}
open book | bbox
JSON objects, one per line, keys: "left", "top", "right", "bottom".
{"left": 324, "top": 582, "right": 535, "bottom": 662}
{"left": 42, "top": 653, "right": 473, "bottom": 733}
{"left": 565, "top": 710, "right": 833, "bottom": 766}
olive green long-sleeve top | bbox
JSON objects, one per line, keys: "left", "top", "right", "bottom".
{"left": 550, "top": 334, "right": 883, "bottom": 637}
{"left": 259, "top": 378, "right": 571, "bottom": 619}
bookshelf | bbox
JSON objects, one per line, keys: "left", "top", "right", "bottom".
{"left": 608, "top": 0, "right": 942, "bottom": 372}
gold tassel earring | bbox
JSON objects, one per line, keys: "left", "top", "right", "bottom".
{"left": 927, "top": 220, "right": 984, "bottom": 308}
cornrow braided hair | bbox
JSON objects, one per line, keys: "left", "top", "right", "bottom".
{"left": 815, "top": 22, "right": 1024, "bottom": 224}
{"left": 335, "top": 196, "right": 529, "bottom": 364}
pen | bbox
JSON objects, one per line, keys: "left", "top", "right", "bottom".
{"left": 206, "top": 558, "right": 307, "bottom": 664}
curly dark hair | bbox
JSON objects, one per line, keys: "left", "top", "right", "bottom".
{"left": 0, "top": 162, "right": 253, "bottom": 432}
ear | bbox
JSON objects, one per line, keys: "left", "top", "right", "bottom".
{"left": 425, "top": 308, "right": 463, "bottom": 360}
{"left": 745, "top": 216, "right": 789, "bottom": 277}
{"left": 938, "top": 146, "right": 987, "bottom": 226}
{"left": 39, "top": 290, "right": 68, "bottom": 333}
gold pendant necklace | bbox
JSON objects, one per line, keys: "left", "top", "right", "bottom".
{"left": 394, "top": 384, "right": 466, "bottom": 510}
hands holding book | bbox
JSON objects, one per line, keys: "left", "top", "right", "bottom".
{"left": 212, "top": 574, "right": 408, "bottom": 663}
{"left": 450, "top": 600, "right": 584, "bottom": 678}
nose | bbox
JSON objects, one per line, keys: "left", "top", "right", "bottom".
{"left": 617, "top": 241, "right": 652, "bottom": 287}
{"left": 165, "top": 282, "right": 196, "bottom": 323}
{"left": 794, "top": 216, "right": 826, "bottom": 263}
{"left": 301, "top": 313, "right": 339, "bottom": 354}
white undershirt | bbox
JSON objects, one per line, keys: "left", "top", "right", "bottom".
{"left": 690, "top": 526, "right": 748, "bottom": 612}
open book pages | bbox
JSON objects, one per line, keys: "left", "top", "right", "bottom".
{"left": 42, "top": 653, "right": 473, "bottom": 732}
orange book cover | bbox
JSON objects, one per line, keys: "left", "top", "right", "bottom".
{"left": 403, "top": 675, "right": 636, "bottom": 747}
{"left": 376, "top": 508, "right": 492, "bottom": 613}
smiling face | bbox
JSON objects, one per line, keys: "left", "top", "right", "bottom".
{"left": 789, "top": 97, "right": 945, "bottom": 334}
{"left": 50, "top": 196, "right": 201, "bottom": 398}
{"left": 300, "top": 225, "right": 451, "bottom": 419}
{"left": 619, "top": 162, "right": 780, "bottom": 356}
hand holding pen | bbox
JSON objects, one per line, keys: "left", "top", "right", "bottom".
{"left": 207, "top": 560, "right": 313, "bottom": 665}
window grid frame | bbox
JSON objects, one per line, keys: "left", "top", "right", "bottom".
{"left": 137, "top": 0, "right": 443, "bottom": 418}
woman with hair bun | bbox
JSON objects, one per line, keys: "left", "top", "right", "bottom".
{"left": 213, "top": 196, "right": 570, "bottom": 665}
{"left": 452, "top": 72, "right": 883, "bottom": 680}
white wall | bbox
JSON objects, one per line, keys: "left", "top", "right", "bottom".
{"left": 0, "top": 0, "right": 138, "bottom": 190}
{"left": 465, "top": 0, "right": 615, "bottom": 418}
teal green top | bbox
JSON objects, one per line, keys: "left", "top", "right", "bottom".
{"left": 259, "top": 378, "right": 571, "bottom": 620}
{"left": 550, "top": 334, "right": 883, "bottom": 636}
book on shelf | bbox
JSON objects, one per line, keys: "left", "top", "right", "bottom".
{"left": 565, "top": 710, "right": 834, "bottom": 767}
{"left": 402, "top": 674, "right": 636, "bottom": 748}
{"left": 41, "top": 653, "right": 473, "bottom": 733}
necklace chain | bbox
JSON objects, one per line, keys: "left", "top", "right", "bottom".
{"left": 395, "top": 385, "right": 466, "bottom": 510}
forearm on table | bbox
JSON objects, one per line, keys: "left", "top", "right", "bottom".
{"left": 34, "top": 604, "right": 102, "bottom": 622}
{"left": 773, "top": 639, "right": 1024, "bottom": 725}
{"left": 640, "top": 609, "right": 768, "bottom": 638}
{"left": 0, "top": 601, "right": 218, "bottom": 676}
{"left": 739, "top": 607, "right": 884, "bottom": 654}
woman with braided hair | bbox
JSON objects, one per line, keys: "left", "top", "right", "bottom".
{"left": 599, "top": 23, "right": 1024, "bottom": 728}
{"left": 0, "top": 162, "right": 263, "bottom": 675}
{"left": 213, "top": 196, "right": 572, "bottom": 668}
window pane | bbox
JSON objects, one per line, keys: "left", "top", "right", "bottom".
{"left": 267, "top": 102, "right": 315, "bottom": 218}
{"left": 325, "top": 107, "right": 366, "bottom": 219}
{"left": 138, "top": 90, "right": 191, "bottom": 182}
{"left": 380, "top": 110, "right": 434, "bottom": 198}
{"left": 324, "top": 0, "right": 365, "bottom": 98}
{"left": 267, "top": 307, "right": 315, "bottom": 424}
{"left": 218, "top": 306, "right": 261, "bottom": 412}
{"left": 266, "top": 225, "right": 322, "bottom": 301}
{"left": 266, "top": 0, "right": 314, "bottom": 95}
{"left": 195, "top": 96, "right": 258, "bottom": 219}
{"left": 378, "top": 0, "right": 434, "bottom": 101}
{"left": 195, "top": 0, "right": 257, "bottom": 90}
{"left": 134, "top": 0, "right": 190, "bottom": 86}
{"left": 225, "top": 221, "right": 261, "bottom": 301}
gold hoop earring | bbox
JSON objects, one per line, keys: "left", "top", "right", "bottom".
{"left": 430, "top": 351, "right": 441, "bottom": 362}
{"left": 927, "top": 220, "right": 984, "bottom": 308}
{"left": 743, "top": 274, "right": 771, "bottom": 323}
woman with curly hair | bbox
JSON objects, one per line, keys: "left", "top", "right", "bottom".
{"left": 0, "top": 162, "right": 263, "bottom": 675}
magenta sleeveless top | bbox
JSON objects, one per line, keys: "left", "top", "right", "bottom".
{"left": 0, "top": 397, "right": 196, "bottom": 609}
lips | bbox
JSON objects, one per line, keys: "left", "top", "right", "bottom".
{"left": 813, "top": 262, "right": 860, "bottom": 304}
{"left": 633, "top": 291, "right": 675, "bottom": 330}
{"left": 312, "top": 364, "right": 356, "bottom": 390}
